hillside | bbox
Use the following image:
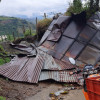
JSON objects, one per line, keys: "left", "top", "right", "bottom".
{"left": 0, "top": 16, "right": 36, "bottom": 36}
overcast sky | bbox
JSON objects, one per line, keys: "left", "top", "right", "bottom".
{"left": 0, "top": 0, "right": 73, "bottom": 18}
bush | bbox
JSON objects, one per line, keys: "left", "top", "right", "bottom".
{"left": 37, "top": 18, "right": 52, "bottom": 40}
{"left": 65, "top": 0, "right": 99, "bottom": 19}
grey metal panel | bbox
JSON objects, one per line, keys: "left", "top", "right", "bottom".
{"left": 78, "top": 46, "right": 100, "bottom": 65}
{"left": 39, "top": 30, "right": 51, "bottom": 45}
{"left": 65, "top": 41, "right": 85, "bottom": 58}
{"left": 39, "top": 71, "right": 80, "bottom": 83}
{"left": 0, "top": 56, "right": 44, "bottom": 83}
{"left": 78, "top": 25, "right": 97, "bottom": 43}
{"left": 10, "top": 43, "right": 34, "bottom": 53}
{"left": 50, "top": 36, "right": 74, "bottom": 59}
{"left": 48, "top": 19, "right": 57, "bottom": 31}
{"left": 47, "top": 29, "right": 62, "bottom": 41}
{"left": 54, "top": 16, "right": 71, "bottom": 28}
{"left": 90, "top": 31, "right": 100, "bottom": 49}
{"left": 63, "top": 21, "right": 83, "bottom": 38}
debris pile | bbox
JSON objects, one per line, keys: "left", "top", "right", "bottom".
{"left": 0, "top": 11, "right": 100, "bottom": 84}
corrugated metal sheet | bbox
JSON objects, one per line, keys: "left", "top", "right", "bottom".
{"left": 78, "top": 46, "right": 100, "bottom": 65}
{"left": 42, "top": 52, "right": 76, "bottom": 70}
{"left": 65, "top": 41, "right": 85, "bottom": 58}
{"left": 10, "top": 43, "right": 36, "bottom": 55}
{"left": 78, "top": 25, "right": 97, "bottom": 43}
{"left": 39, "top": 71, "right": 80, "bottom": 83}
{"left": 63, "top": 21, "right": 83, "bottom": 38}
{"left": 0, "top": 55, "right": 44, "bottom": 83}
{"left": 54, "top": 59, "right": 76, "bottom": 70}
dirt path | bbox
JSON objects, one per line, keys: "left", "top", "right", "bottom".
{"left": 26, "top": 84, "right": 85, "bottom": 100}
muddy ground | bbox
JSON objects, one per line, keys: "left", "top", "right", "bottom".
{"left": 0, "top": 42, "right": 85, "bottom": 100}
{"left": 0, "top": 77, "right": 85, "bottom": 100}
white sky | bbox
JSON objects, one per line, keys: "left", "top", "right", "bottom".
{"left": 0, "top": 0, "right": 72, "bottom": 18}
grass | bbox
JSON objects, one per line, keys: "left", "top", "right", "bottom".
{"left": 0, "top": 96, "right": 6, "bottom": 100}
{"left": 0, "top": 58, "right": 10, "bottom": 65}
{"left": 0, "top": 45, "right": 10, "bottom": 65}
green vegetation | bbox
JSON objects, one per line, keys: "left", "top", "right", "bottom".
{"left": 0, "top": 96, "right": 6, "bottom": 100}
{"left": 37, "top": 18, "right": 52, "bottom": 40}
{"left": 66, "top": 0, "right": 100, "bottom": 19}
{"left": 0, "top": 16, "right": 35, "bottom": 37}
{"left": 24, "top": 29, "right": 36, "bottom": 37}
{"left": 0, "top": 45, "right": 10, "bottom": 65}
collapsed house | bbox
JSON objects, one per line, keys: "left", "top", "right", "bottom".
{"left": 0, "top": 12, "right": 100, "bottom": 84}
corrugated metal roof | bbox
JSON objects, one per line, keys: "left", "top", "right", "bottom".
{"left": 0, "top": 55, "right": 44, "bottom": 83}
{"left": 39, "top": 71, "right": 80, "bottom": 83}
{"left": 54, "top": 59, "right": 76, "bottom": 70}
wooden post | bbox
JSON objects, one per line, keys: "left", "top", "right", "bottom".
{"left": 29, "top": 26, "right": 32, "bottom": 35}
{"left": 44, "top": 13, "right": 47, "bottom": 19}
{"left": 17, "top": 30, "right": 19, "bottom": 38}
{"left": 22, "top": 25, "right": 25, "bottom": 35}
{"left": 36, "top": 17, "right": 38, "bottom": 40}
{"left": 12, "top": 32, "right": 15, "bottom": 40}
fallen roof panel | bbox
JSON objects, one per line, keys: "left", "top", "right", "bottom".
{"left": 0, "top": 56, "right": 44, "bottom": 83}
{"left": 39, "top": 70, "right": 81, "bottom": 83}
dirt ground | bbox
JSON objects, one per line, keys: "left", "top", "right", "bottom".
{"left": 0, "top": 77, "right": 85, "bottom": 100}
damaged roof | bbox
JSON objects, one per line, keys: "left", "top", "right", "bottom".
{"left": 40, "top": 11, "right": 100, "bottom": 65}
{"left": 0, "top": 11, "right": 100, "bottom": 84}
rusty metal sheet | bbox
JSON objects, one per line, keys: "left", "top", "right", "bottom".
{"left": 0, "top": 56, "right": 44, "bottom": 83}
{"left": 42, "top": 52, "right": 76, "bottom": 70}
{"left": 39, "top": 30, "right": 51, "bottom": 45}
{"left": 90, "top": 31, "right": 100, "bottom": 49}
{"left": 78, "top": 46, "right": 100, "bottom": 65}
{"left": 65, "top": 41, "right": 85, "bottom": 58}
{"left": 54, "top": 16, "right": 71, "bottom": 28}
{"left": 78, "top": 25, "right": 97, "bottom": 43}
{"left": 42, "top": 40, "right": 55, "bottom": 49}
{"left": 10, "top": 43, "right": 36, "bottom": 56}
{"left": 54, "top": 59, "right": 76, "bottom": 70}
{"left": 47, "top": 29, "right": 62, "bottom": 41}
{"left": 63, "top": 21, "right": 84, "bottom": 38}
{"left": 39, "top": 70, "right": 80, "bottom": 83}
{"left": 49, "top": 36, "right": 74, "bottom": 59}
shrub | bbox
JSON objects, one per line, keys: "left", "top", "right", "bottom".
{"left": 37, "top": 18, "right": 52, "bottom": 40}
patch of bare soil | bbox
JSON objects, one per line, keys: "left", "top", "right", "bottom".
{"left": 0, "top": 77, "right": 53, "bottom": 100}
